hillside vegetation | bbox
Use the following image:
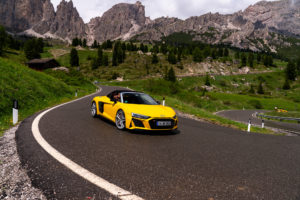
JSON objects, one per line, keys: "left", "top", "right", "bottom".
{"left": 0, "top": 56, "right": 95, "bottom": 136}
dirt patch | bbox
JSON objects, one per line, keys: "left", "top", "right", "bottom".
{"left": 50, "top": 49, "right": 69, "bottom": 58}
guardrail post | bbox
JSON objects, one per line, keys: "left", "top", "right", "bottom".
{"left": 262, "top": 119, "right": 265, "bottom": 128}
{"left": 12, "top": 100, "right": 18, "bottom": 125}
{"left": 247, "top": 118, "right": 251, "bottom": 133}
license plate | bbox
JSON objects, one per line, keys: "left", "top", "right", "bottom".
{"left": 156, "top": 121, "right": 172, "bottom": 126}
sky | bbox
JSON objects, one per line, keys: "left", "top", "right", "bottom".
{"left": 50, "top": 0, "right": 276, "bottom": 23}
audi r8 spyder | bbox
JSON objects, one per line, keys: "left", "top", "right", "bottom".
{"left": 91, "top": 90, "right": 178, "bottom": 131}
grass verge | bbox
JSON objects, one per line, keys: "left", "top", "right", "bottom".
{"left": 0, "top": 57, "right": 96, "bottom": 137}
{"left": 105, "top": 81, "right": 275, "bottom": 135}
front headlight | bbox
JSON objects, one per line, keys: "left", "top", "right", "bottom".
{"left": 131, "top": 113, "right": 150, "bottom": 119}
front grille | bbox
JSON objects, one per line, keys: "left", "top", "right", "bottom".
{"left": 149, "top": 119, "right": 175, "bottom": 129}
{"left": 132, "top": 119, "right": 145, "bottom": 128}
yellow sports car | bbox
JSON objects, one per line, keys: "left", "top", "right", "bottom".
{"left": 91, "top": 90, "right": 178, "bottom": 131}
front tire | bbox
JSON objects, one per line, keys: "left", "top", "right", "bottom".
{"left": 91, "top": 102, "right": 98, "bottom": 118}
{"left": 115, "top": 110, "right": 126, "bottom": 130}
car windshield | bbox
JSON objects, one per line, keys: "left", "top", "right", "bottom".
{"left": 122, "top": 93, "right": 159, "bottom": 105}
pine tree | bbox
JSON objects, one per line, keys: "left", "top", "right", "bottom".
{"left": 193, "top": 47, "right": 203, "bottom": 62}
{"left": 70, "top": 48, "right": 79, "bottom": 67}
{"left": 282, "top": 78, "right": 291, "bottom": 90}
{"left": 91, "top": 57, "right": 99, "bottom": 70}
{"left": 166, "top": 67, "right": 176, "bottom": 82}
{"left": 241, "top": 53, "right": 247, "bottom": 67}
{"left": 218, "top": 47, "right": 223, "bottom": 57}
{"left": 103, "top": 53, "right": 109, "bottom": 66}
{"left": 0, "top": 26, "right": 7, "bottom": 56}
{"left": 203, "top": 46, "right": 211, "bottom": 58}
{"left": 263, "top": 55, "right": 268, "bottom": 66}
{"left": 205, "top": 74, "right": 211, "bottom": 86}
{"left": 257, "top": 81, "right": 264, "bottom": 94}
{"left": 24, "top": 39, "right": 41, "bottom": 60}
{"left": 286, "top": 61, "right": 297, "bottom": 81}
{"left": 106, "top": 40, "right": 113, "bottom": 49}
{"left": 82, "top": 39, "right": 87, "bottom": 47}
{"left": 140, "top": 43, "right": 144, "bottom": 52}
{"left": 152, "top": 53, "right": 159, "bottom": 64}
{"left": 97, "top": 47, "right": 103, "bottom": 66}
{"left": 91, "top": 40, "right": 98, "bottom": 48}
{"left": 78, "top": 38, "right": 82, "bottom": 46}
{"left": 296, "top": 57, "right": 300, "bottom": 75}
{"left": 249, "top": 84, "right": 255, "bottom": 94}
{"left": 36, "top": 38, "right": 44, "bottom": 53}
{"left": 257, "top": 53, "right": 261, "bottom": 63}
{"left": 112, "top": 42, "right": 124, "bottom": 66}
{"left": 248, "top": 53, "right": 254, "bottom": 68}
{"left": 72, "top": 38, "right": 79, "bottom": 46}
{"left": 267, "top": 55, "right": 273, "bottom": 67}
{"left": 161, "top": 44, "right": 168, "bottom": 54}
{"left": 168, "top": 50, "right": 177, "bottom": 64}
{"left": 224, "top": 48, "right": 229, "bottom": 57}
{"left": 112, "top": 43, "right": 118, "bottom": 66}
{"left": 211, "top": 49, "right": 217, "bottom": 59}
{"left": 235, "top": 51, "right": 240, "bottom": 59}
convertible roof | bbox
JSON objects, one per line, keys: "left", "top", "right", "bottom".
{"left": 106, "top": 89, "right": 135, "bottom": 96}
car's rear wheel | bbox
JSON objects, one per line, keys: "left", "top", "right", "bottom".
{"left": 91, "top": 102, "right": 97, "bottom": 118}
{"left": 116, "top": 110, "right": 126, "bottom": 130}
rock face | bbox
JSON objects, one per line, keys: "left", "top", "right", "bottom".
{"left": 48, "top": 0, "right": 86, "bottom": 42}
{"left": 0, "top": 0, "right": 299, "bottom": 51}
{"left": 0, "top": 0, "right": 52, "bottom": 32}
{"left": 89, "top": 1, "right": 147, "bottom": 42}
{"left": 133, "top": 0, "right": 300, "bottom": 52}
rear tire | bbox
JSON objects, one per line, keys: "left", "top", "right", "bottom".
{"left": 91, "top": 102, "right": 98, "bottom": 118}
{"left": 115, "top": 110, "right": 126, "bottom": 130}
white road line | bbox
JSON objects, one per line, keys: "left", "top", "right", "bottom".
{"left": 31, "top": 88, "right": 144, "bottom": 200}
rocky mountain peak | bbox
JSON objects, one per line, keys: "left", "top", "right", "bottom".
{"left": 88, "top": 1, "right": 147, "bottom": 42}
{"left": 48, "top": 0, "right": 86, "bottom": 42}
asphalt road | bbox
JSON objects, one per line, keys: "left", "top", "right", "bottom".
{"left": 217, "top": 110, "right": 300, "bottom": 135}
{"left": 16, "top": 86, "right": 300, "bottom": 200}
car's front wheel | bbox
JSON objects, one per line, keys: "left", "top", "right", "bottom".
{"left": 115, "top": 110, "right": 126, "bottom": 130}
{"left": 91, "top": 102, "right": 98, "bottom": 118}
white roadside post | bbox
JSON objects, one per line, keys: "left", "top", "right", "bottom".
{"left": 162, "top": 97, "right": 165, "bottom": 106}
{"left": 247, "top": 118, "right": 251, "bottom": 133}
{"left": 75, "top": 90, "right": 78, "bottom": 97}
{"left": 262, "top": 119, "right": 265, "bottom": 128}
{"left": 12, "top": 100, "right": 18, "bottom": 125}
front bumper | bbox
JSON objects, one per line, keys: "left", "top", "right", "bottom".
{"left": 129, "top": 117, "right": 178, "bottom": 131}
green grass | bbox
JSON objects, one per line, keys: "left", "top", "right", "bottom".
{"left": 262, "top": 111, "right": 300, "bottom": 124}
{"left": 0, "top": 56, "right": 96, "bottom": 137}
{"left": 105, "top": 70, "right": 300, "bottom": 134}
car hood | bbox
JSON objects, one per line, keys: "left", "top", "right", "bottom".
{"left": 123, "top": 104, "right": 176, "bottom": 118}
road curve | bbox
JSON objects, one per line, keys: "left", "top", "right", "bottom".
{"left": 16, "top": 86, "right": 300, "bottom": 200}
{"left": 217, "top": 110, "right": 300, "bottom": 135}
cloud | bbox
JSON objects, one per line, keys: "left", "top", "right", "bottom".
{"left": 50, "top": 0, "right": 276, "bottom": 23}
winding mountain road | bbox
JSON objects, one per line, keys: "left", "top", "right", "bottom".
{"left": 217, "top": 110, "right": 300, "bottom": 135}
{"left": 16, "top": 86, "right": 300, "bottom": 200}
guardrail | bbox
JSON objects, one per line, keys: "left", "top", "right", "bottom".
{"left": 257, "top": 113, "right": 300, "bottom": 124}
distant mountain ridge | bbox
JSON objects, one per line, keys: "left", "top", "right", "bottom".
{"left": 0, "top": 0, "right": 299, "bottom": 52}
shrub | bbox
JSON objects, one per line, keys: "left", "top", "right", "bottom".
{"left": 257, "top": 81, "right": 264, "bottom": 94}
{"left": 282, "top": 78, "right": 291, "bottom": 90}
{"left": 248, "top": 100, "right": 263, "bottom": 109}
{"left": 70, "top": 48, "right": 79, "bottom": 67}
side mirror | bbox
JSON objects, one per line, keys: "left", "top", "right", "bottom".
{"left": 101, "top": 96, "right": 114, "bottom": 104}
{"left": 156, "top": 100, "right": 161, "bottom": 104}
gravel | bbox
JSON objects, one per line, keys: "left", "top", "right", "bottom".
{"left": 0, "top": 126, "right": 46, "bottom": 200}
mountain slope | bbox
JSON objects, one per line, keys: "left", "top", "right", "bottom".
{"left": 0, "top": 0, "right": 299, "bottom": 52}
